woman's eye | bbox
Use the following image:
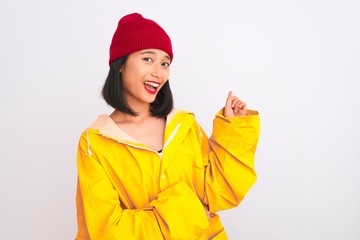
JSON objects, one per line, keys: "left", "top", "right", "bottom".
{"left": 143, "top": 57, "right": 153, "bottom": 62}
{"left": 162, "top": 62, "right": 170, "bottom": 67}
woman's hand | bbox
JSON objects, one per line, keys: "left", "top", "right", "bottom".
{"left": 224, "top": 91, "right": 247, "bottom": 117}
{"left": 203, "top": 204, "right": 213, "bottom": 222}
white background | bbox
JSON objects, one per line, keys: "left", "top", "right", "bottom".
{"left": 1, "top": 0, "right": 359, "bottom": 239}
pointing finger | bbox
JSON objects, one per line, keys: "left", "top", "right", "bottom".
{"left": 226, "top": 91, "right": 233, "bottom": 106}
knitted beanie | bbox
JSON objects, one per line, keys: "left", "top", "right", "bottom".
{"left": 109, "top": 13, "right": 173, "bottom": 65}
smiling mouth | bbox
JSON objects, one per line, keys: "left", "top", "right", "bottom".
{"left": 144, "top": 81, "right": 160, "bottom": 94}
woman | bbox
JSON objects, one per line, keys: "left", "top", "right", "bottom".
{"left": 76, "top": 13, "right": 260, "bottom": 240}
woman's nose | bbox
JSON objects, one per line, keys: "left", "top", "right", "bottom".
{"left": 151, "top": 64, "right": 165, "bottom": 79}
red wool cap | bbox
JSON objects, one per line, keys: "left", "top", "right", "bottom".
{"left": 109, "top": 13, "right": 173, "bottom": 65}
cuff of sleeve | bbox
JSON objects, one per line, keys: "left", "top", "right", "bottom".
{"left": 215, "top": 108, "right": 260, "bottom": 125}
{"left": 211, "top": 108, "right": 260, "bottom": 167}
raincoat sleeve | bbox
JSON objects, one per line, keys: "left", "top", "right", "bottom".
{"left": 201, "top": 109, "right": 260, "bottom": 213}
{"left": 76, "top": 133, "right": 209, "bottom": 240}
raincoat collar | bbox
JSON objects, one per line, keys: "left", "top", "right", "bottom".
{"left": 87, "top": 108, "right": 195, "bottom": 152}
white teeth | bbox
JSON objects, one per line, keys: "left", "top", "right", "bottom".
{"left": 144, "top": 81, "right": 160, "bottom": 88}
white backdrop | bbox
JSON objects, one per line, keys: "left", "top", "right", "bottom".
{"left": 1, "top": 0, "right": 359, "bottom": 239}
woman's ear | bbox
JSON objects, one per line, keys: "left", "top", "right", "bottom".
{"left": 119, "top": 63, "right": 126, "bottom": 73}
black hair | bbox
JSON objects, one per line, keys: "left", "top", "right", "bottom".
{"left": 102, "top": 56, "right": 174, "bottom": 118}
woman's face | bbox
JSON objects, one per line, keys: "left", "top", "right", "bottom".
{"left": 121, "top": 49, "right": 171, "bottom": 108}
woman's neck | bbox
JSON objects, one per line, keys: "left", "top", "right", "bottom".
{"left": 109, "top": 107, "right": 166, "bottom": 151}
{"left": 110, "top": 108, "right": 153, "bottom": 125}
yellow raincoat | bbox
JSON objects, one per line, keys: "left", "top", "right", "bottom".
{"left": 76, "top": 108, "right": 260, "bottom": 239}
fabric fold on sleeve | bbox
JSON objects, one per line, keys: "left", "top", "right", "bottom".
{"left": 203, "top": 109, "right": 260, "bottom": 213}
{"left": 148, "top": 181, "right": 210, "bottom": 239}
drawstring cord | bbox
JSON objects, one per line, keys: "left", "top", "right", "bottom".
{"left": 86, "top": 129, "right": 92, "bottom": 156}
{"left": 198, "top": 124, "right": 203, "bottom": 139}
{"left": 163, "top": 123, "right": 180, "bottom": 150}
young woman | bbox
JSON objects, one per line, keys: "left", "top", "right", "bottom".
{"left": 76, "top": 13, "right": 260, "bottom": 240}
